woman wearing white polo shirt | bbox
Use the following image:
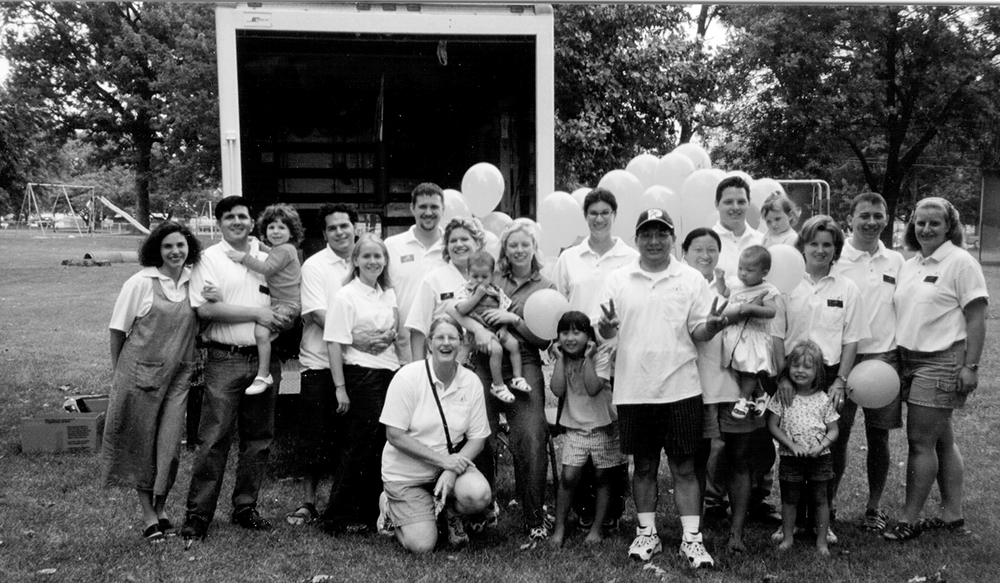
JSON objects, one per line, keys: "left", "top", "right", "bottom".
{"left": 321, "top": 233, "right": 402, "bottom": 532}
{"left": 772, "top": 215, "right": 869, "bottom": 543}
{"left": 883, "top": 198, "right": 988, "bottom": 541}
{"left": 378, "top": 316, "right": 492, "bottom": 553}
{"left": 405, "top": 217, "right": 486, "bottom": 361}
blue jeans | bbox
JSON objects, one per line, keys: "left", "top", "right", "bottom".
{"left": 474, "top": 350, "right": 548, "bottom": 530}
{"left": 185, "top": 348, "right": 279, "bottom": 523}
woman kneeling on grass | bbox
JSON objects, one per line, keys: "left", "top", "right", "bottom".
{"left": 377, "top": 316, "right": 493, "bottom": 553}
{"left": 102, "top": 221, "right": 202, "bottom": 542}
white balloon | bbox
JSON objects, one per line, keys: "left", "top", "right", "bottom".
{"left": 598, "top": 170, "right": 645, "bottom": 244}
{"left": 679, "top": 169, "right": 725, "bottom": 238}
{"left": 625, "top": 154, "right": 660, "bottom": 191}
{"left": 724, "top": 170, "right": 754, "bottom": 185}
{"left": 654, "top": 152, "right": 696, "bottom": 195}
{"left": 538, "top": 191, "right": 586, "bottom": 256}
{"left": 462, "top": 163, "right": 505, "bottom": 217}
{"left": 751, "top": 178, "right": 786, "bottom": 202}
{"left": 672, "top": 142, "right": 712, "bottom": 171}
{"left": 523, "top": 289, "right": 571, "bottom": 341}
{"left": 747, "top": 201, "right": 762, "bottom": 230}
{"left": 764, "top": 244, "right": 805, "bottom": 294}
{"left": 442, "top": 189, "right": 471, "bottom": 223}
{"left": 481, "top": 212, "right": 513, "bottom": 237}
{"left": 571, "top": 187, "right": 592, "bottom": 209}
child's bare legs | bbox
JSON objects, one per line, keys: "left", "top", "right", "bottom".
{"left": 812, "top": 479, "right": 831, "bottom": 556}
{"left": 725, "top": 433, "right": 752, "bottom": 552}
{"left": 551, "top": 464, "right": 584, "bottom": 547}
{"left": 245, "top": 323, "right": 273, "bottom": 395}
{"left": 498, "top": 328, "right": 530, "bottom": 392}
{"left": 778, "top": 479, "right": 801, "bottom": 551}
{"left": 586, "top": 467, "right": 612, "bottom": 544}
{"left": 487, "top": 338, "right": 514, "bottom": 403}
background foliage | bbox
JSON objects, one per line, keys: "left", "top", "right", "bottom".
{"left": 0, "top": 4, "right": 998, "bottom": 229}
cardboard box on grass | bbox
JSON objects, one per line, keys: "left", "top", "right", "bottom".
{"left": 65, "top": 394, "right": 110, "bottom": 414}
{"left": 20, "top": 411, "right": 105, "bottom": 454}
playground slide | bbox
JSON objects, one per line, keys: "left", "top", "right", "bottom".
{"left": 98, "top": 196, "right": 150, "bottom": 235}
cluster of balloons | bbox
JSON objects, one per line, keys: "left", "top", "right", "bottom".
{"left": 441, "top": 149, "right": 805, "bottom": 338}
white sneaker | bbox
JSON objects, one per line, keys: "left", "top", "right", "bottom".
{"left": 628, "top": 526, "right": 662, "bottom": 561}
{"left": 679, "top": 532, "right": 714, "bottom": 568}
{"left": 245, "top": 374, "right": 272, "bottom": 396}
{"left": 376, "top": 491, "right": 394, "bottom": 537}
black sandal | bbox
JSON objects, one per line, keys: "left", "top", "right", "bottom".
{"left": 920, "top": 517, "right": 972, "bottom": 536}
{"left": 883, "top": 520, "right": 921, "bottom": 541}
{"left": 143, "top": 523, "right": 165, "bottom": 543}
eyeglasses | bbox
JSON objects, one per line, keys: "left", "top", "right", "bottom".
{"left": 431, "top": 335, "right": 462, "bottom": 343}
{"left": 636, "top": 231, "right": 673, "bottom": 242}
{"left": 586, "top": 210, "right": 614, "bottom": 219}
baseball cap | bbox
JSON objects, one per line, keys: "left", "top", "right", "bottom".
{"left": 635, "top": 208, "right": 675, "bottom": 232}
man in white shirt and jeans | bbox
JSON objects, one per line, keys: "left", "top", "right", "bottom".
{"left": 182, "top": 196, "right": 291, "bottom": 541}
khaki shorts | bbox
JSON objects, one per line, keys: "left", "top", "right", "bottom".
{"left": 383, "top": 479, "right": 437, "bottom": 527}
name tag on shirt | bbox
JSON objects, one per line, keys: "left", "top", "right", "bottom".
{"left": 259, "top": 285, "right": 270, "bottom": 295}
{"left": 924, "top": 275, "right": 938, "bottom": 283}
{"left": 401, "top": 254, "right": 414, "bottom": 263}
{"left": 883, "top": 274, "right": 896, "bottom": 284}
{"left": 440, "top": 292, "right": 454, "bottom": 300}
{"left": 827, "top": 299, "right": 843, "bottom": 308}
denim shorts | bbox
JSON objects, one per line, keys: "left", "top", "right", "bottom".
{"left": 899, "top": 341, "right": 966, "bottom": 410}
{"left": 779, "top": 454, "right": 834, "bottom": 484}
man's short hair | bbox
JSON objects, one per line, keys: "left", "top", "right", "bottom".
{"left": 410, "top": 182, "right": 444, "bottom": 206}
{"left": 715, "top": 176, "right": 751, "bottom": 205}
{"left": 316, "top": 203, "right": 358, "bottom": 233}
{"left": 849, "top": 192, "right": 888, "bottom": 216}
{"left": 215, "top": 196, "right": 251, "bottom": 221}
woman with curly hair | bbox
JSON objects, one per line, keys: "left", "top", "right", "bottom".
{"left": 103, "top": 221, "right": 202, "bottom": 542}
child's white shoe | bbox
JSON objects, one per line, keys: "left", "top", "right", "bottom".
{"left": 490, "top": 384, "right": 515, "bottom": 403}
{"left": 754, "top": 393, "right": 771, "bottom": 417}
{"left": 732, "top": 398, "right": 750, "bottom": 419}
{"left": 245, "top": 374, "right": 273, "bottom": 396}
{"left": 510, "top": 377, "right": 532, "bottom": 392}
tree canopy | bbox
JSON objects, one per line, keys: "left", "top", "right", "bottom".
{"left": 553, "top": 4, "right": 723, "bottom": 189}
{"left": 0, "top": 2, "right": 219, "bottom": 226}
{"left": 716, "top": 5, "right": 1000, "bottom": 231}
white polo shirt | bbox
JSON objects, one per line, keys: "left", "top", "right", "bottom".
{"left": 190, "top": 239, "right": 269, "bottom": 346}
{"left": 380, "top": 359, "right": 491, "bottom": 483}
{"left": 110, "top": 267, "right": 192, "bottom": 333}
{"left": 553, "top": 237, "right": 639, "bottom": 314}
{"left": 385, "top": 226, "right": 445, "bottom": 329}
{"left": 324, "top": 279, "right": 400, "bottom": 371}
{"left": 713, "top": 221, "right": 764, "bottom": 279}
{"left": 596, "top": 258, "right": 711, "bottom": 405}
{"left": 695, "top": 283, "right": 740, "bottom": 405}
{"left": 772, "top": 271, "right": 870, "bottom": 366}
{"left": 298, "top": 246, "right": 351, "bottom": 371}
{"left": 833, "top": 240, "right": 904, "bottom": 355}
{"left": 404, "top": 262, "right": 467, "bottom": 337}
{"left": 894, "top": 241, "right": 989, "bottom": 352}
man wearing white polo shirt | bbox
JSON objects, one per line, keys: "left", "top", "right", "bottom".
{"left": 386, "top": 183, "right": 446, "bottom": 364}
{"left": 182, "top": 196, "right": 291, "bottom": 541}
{"left": 597, "top": 208, "right": 727, "bottom": 567}
{"left": 284, "top": 203, "right": 357, "bottom": 527}
{"left": 830, "top": 192, "right": 905, "bottom": 532}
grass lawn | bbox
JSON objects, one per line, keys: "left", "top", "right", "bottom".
{"left": 1, "top": 230, "right": 999, "bottom": 582}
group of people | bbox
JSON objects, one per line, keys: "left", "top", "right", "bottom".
{"left": 101, "top": 176, "right": 987, "bottom": 567}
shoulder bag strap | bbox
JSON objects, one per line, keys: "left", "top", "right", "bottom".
{"left": 425, "top": 358, "right": 455, "bottom": 454}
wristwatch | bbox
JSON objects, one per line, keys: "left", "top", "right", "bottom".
{"left": 964, "top": 363, "right": 979, "bottom": 372}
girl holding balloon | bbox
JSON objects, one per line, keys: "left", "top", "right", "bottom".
{"left": 883, "top": 197, "right": 988, "bottom": 541}
{"left": 772, "top": 215, "right": 869, "bottom": 544}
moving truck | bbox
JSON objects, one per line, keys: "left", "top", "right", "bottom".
{"left": 215, "top": 2, "right": 554, "bottom": 250}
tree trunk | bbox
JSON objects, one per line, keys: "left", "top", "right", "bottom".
{"left": 134, "top": 131, "right": 153, "bottom": 228}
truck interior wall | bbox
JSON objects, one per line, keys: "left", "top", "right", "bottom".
{"left": 235, "top": 31, "right": 536, "bottom": 253}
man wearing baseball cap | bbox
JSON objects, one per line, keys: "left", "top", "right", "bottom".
{"left": 596, "top": 209, "right": 728, "bottom": 567}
